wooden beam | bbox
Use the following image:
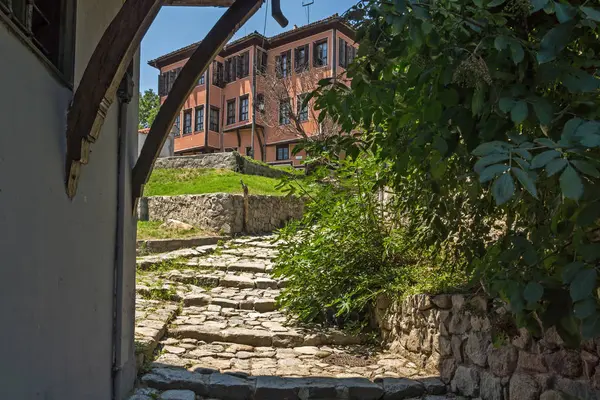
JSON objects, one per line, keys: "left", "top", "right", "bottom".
{"left": 65, "top": 0, "right": 164, "bottom": 198}
{"left": 132, "top": 0, "right": 264, "bottom": 200}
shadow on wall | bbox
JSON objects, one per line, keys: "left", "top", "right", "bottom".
{"left": 374, "top": 293, "right": 600, "bottom": 400}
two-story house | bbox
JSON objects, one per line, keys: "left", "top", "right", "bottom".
{"left": 149, "top": 14, "right": 357, "bottom": 167}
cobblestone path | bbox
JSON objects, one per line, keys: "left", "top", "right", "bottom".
{"left": 130, "top": 236, "right": 455, "bottom": 400}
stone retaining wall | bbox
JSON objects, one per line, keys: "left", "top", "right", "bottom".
{"left": 154, "top": 152, "right": 290, "bottom": 179}
{"left": 374, "top": 293, "right": 600, "bottom": 400}
{"left": 138, "top": 194, "right": 303, "bottom": 235}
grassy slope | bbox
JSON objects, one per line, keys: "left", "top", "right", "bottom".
{"left": 144, "top": 168, "right": 285, "bottom": 197}
{"left": 137, "top": 221, "right": 214, "bottom": 240}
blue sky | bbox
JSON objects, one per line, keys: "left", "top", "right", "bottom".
{"left": 140, "top": 0, "right": 358, "bottom": 92}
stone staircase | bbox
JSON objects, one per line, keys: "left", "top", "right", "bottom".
{"left": 131, "top": 236, "right": 455, "bottom": 400}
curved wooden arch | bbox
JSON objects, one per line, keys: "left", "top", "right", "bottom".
{"left": 131, "top": 0, "right": 265, "bottom": 200}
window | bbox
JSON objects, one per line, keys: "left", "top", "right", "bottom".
{"left": 183, "top": 109, "right": 192, "bottom": 135}
{"left": 173, "top": 114, "right": 181, "bottom": 136}
{"left": 294, "top": 44, "right": 309, "bottom": 73}
{"left": 279, "top": 99, "right": 291, "bottom": 125}
{"left": 297, "top": 94, "right": 309, "bottom": 122}
{"left": 339, "top": 38, "right": 357, "bottom": 68}
{"left": 256, "top": 93, "right": 265, "bottom": 114}
{"left": 159, "top": 67, "right": 182, "bottom": 96}
{"left": 246, "top": 146, "right": 253, "bottom": 156}
{"left": 226, "top": 99, "right": 236, "bottom": 125}
{"left": 237, "top": 51, "right": 250, "bottom": 78}
{"left": 276, "top": 144, "right": 290, "bottom": 161}
{"left": 197, "top": 73, "right": 205, "bottom": 86}
{"left": 276, "top": 50, "right": 291, "bottom": 78}
{"left": 239, "top": 95, "right": 249, "bottom": 121}
{"left": 256, "top": 49, "right": 268, "bottom": 74}
{"left": 195, "top": 106, "right": 204, "bottom": 131}
{"left": 210, "top": 107, "right": 220, "bottom": 132}
{"left": 313, "top": 39, "right": 328, "bottom": 67}
{"left": 0, "top": 0, "right": 76, "bottom": 82}
{"left": 224, "top": 57, "right": 235, "bottom": 83}
{"left": 212, "top": 61, "right": 224, "bottom": 87}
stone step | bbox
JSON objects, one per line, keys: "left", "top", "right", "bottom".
{"left": 182, "top": 291, "right": 278, "bottom": 313}
{"left": 220, "top": 248, "right": 279, "bottom": 260}
{"left": 136, "top": 367, "right": 447, "bottom": 400}
{"left": 137, "top": 245, "right": 218, "bottom": 269}
{"left": 165, "top": 270, "right": 284, "bottom": 290}
{"left": 135, "top": 300, "right": 180, "bottom": 368}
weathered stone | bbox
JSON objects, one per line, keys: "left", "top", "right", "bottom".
{"left": 545, "top": 349, "right": 582, "bottom": 378}
{"left": 509, "top": 373, "right": 540, "bottom": 400}
{"left": 220, "top": 275, "right": 255, "bottom": 289}
{"left": 159, "top": 389, "right": 196, "bottom": 400}
{"left": 451, "top": 335, "right": 464, "bottom": 363}
{"left": 480, "top": 371, "right": 503, "bottom": 400}
{"left": 465, "top": 332, "right": 490, "bottom": 367}
{"left": 555, "top": 377, "right": 600, "bottom": 400}
{"left": 141, "top": 368, "right": 208, "bottom": 393}
{"left": 415, "top": 295, "right": 433, "bottom": 311}
{"left": 293, "top": 346, "right": 320, "bottom": 355}
{"left": 541, "top": 327, "right": 564, "bottom": 350}
{"left": 451, "top": 295, "right": 465, "bottom": 311}
{"left": 255, "top": 278, "right": 278, "bottom": 289}
{"left": 431, "top": 295, "right": 452, "bottom": 309}
{"left": 183, "top": 294, "right": 211, "bottom": 307}
{"left": 449, "top": 313, "right": 471, "bottom": 335}
{"left": 468, "top": 296, "right": 488, "bottom": 312}
{"left": 417, "top": 377, "right": 446, "bottom": 395}
{"left": 380, "top": 378, "right": 425, "bottom": 399}
{"left": 518, "top": 351, "right": 548, "bottom": 374}
{"left": 406, "top": 329, "right": 421, "bottom": 353}
{"left": 211, "top": 298, "right": 238, "bottom": 308}
{"left": 205, "top": 373, "right": 252, "bottom": 400}
{"left": 471, "top": 315, "right": 491, "bottom": 332}
{"left": 540, "top": 390, "right": 569, "bottom": 400}
{"left": 439, "top": 336, "right": 452, "bottom": 357}
{"left": 582, "top": 350, "right": 599, "bottom": 379}
{"left": 488, "top": 345, "right": 518, "bottom": 377}
{"left": 340, "top": 378, "right": 385, "bottom": 400}
{"left": 272, "top": 331, "right": 304, "bottom": 347}
{"left": 254, "top": 299, "right": 276, "bottom": 312}
{"left": 451, "top": 366, "right": 480, "bottom": 397}
{"left": 439, "top": 358, "right": 457, "bottom": 383}
{"left": 512, "top": 328, "right": 532, "bottom": 350}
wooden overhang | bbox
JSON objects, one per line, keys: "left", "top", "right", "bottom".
{"left": 64, "top": 0, "right": 288, "bottom": 200}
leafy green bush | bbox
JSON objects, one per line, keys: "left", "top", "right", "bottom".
{"left": 274, "top": 155, "right": 467, "bottom": 327}
{"left": 310, "top": 0, "right": 600, "bottom": 342}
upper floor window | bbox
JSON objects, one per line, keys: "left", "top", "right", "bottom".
{"left": 313, "top": 39, "right": 328, "bottom": 67}
{"left": 224, "top": 57, "right": 235, "bottom": 83}
{"left": 256, "top": 49, "right": 268, "bottom": 75}
{"left": 212, "top": 61, "right": 224, "bottom": 87}
{"left": 197, "top": 73, "right": 205, "bottom": 86}
{"left": 237, "top": 51, "right": 250, "bottom": 78}
{"left": 276, "top": 144, "right": 290, "bottom": 161}
{"left": 239, "top": 95, "right": 249, "bottom": 122}
{"left": 339, "top": 38, "right": 357, "bottom": 68}
{"left": 226, "top": 99, "right": 236, "bottom": 125}
{"left": 256, "top": 93, "right": 265, "bottom": 114}
{"left": 183, "top": 109, "right": 192, "bottom": 135}
{"left": 297, "top": 94, "right": 309, "bottom": 122}
{"left": 276, "top": 50, "right": 291, "bottom": 78}
{"left": 195, "top": 106, "right": 204, "bottom": 131}
{"left": 279, "top": 99, "right": 291, "bottom": 125}
{"left": 159, "top": 67, "right": 182, "bottom": 96}
{"left": 210, "top": 107, "right": 220, "bottom": 132}
{"left": 173, "top": 114, "right": 181, "bottom": 136}
{"left": 294, "top": 44, "right": 309, "bottom": 73}
{"left": 0, "top": 0, "right": 76, "bottom": 82}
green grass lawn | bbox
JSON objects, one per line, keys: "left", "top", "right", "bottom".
{"left": 143, "top": 168, "right": 285, "bottom": 197}
{"left": 137, "top": 221, "right": 214, "bottom": 240}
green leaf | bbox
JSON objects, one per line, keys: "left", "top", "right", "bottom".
{"left": 512, "top": 167, "right": 538, "bottom": 198}
{"left": 571, "top": 160, "right": 600, "bottom": 178}
{"left": 562, "top": 261, "right": 585, "bottom": 284}
{"left": 513, "top": 148, "right": 532, "bottom": 161}
{"left": 581, "top": 6, "right": 600, "bottom": 22}
{"left": 439, "top": 89, "right": 459, "bottom": 106}
{"left": 546, "top": 158, "right": 568, "bottom": 177}
{"left": 480, "top": 164, "right": 510, "bottom": 183}
{"left": 421, "top": 20, "right": 433, "bottom": 34}
{"left": 537, "top": 22, "right": 575, "bottom": 64}
{"left": 472, "top": 141, "right": 510, "bottom": 156}
{"left": 570, "top": 268, "right": 597, "bottom": 302}
{"left": 494, "top": 36, "right": 509, "bottom": 51}
{"left": 394, "top": 0, "right": 407, "bottom": 13}
{"left": 472, "top": 87, "right": 485, "bottom": 116}
{"left": 511, "top": 100, "right": 528, "bottom": 124}
{"left": 579, "top": 244, "right": 600, "bottom": 262}
{"left": 424, "top": 101, "right": 443, "bottom": 122}
{"left": 576, "top": 121, "right": 600, "bottom": 147}
{"left": 509, "top": 42, "right": 524, "bottom": 64}
{"left": 560, "top": 166, "right": 584, "bottom": 200}
{"left": 499, "top": 97, "right": 515, "bottom": 113}
{"left": 574, "top": 298, "right": 597, "bottom": 320}
{"left": 534, "top": 138, "right": 558, "bottom": 148}
{"left": 492, "top": 172, "right": 515, "bottom": 205}
{"left": 474, "top": 154, "right": 510, "bottom": 173}
{"left": 554, "top": 2, "right": 576, "bottom": 23}
{"left": 488, "top": 0, "right": 506, "bottom": 7}
{"left": 562, "top": 118, "right": 583, "bottom": 140}
{"left": 531, "top": 0, "right": 549, "bottom": 13}
{"left": 532, "top": 98, "right": 553, "bottom": 125}
{"left": 582, "top": 313, "right": 600, "bottom": 340}
{"left": 524, "top": 282, "right": 544, "bottom": 303}
{"left": 577, "top": 203, "right": 600, "bottom": 227}
{"left": 563, "top": 69, "right": 600, "bottom": 93}
{"left": 531, "top": 149, "right": 560, "bottom": 168}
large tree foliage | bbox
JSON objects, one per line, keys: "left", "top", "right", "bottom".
{"left": 311, "top": 0, "right": 600, "bottom": 342}
{"left": 139, "top": 89, "right": 160, "bottom": 129}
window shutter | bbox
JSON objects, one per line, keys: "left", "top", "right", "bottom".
{"left": 286, "top": 50, "right": 291, "bottom": 75}
{"left": 275, "top": 55, "right": 282, "bottom": 78}
{"left": 294, "top": 48, "right": 299, "bottom": 71}
{"left": 158, "top": 74, "right": 165, "bottom": 96}
{"left": 262, "top": 51, "right": 268, "bottom": 73}
{"left": 313, "top": 42, "right": 318, "bottom": 66}
{"left": 304, "top": 44, "right": 309, "bottom": 70}
{"left": 339, "top": 38, "right": 346, "bottom": 68}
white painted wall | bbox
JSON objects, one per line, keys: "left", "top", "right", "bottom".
{"left": 0, "top": 0, "right": 138, "bottom": 398}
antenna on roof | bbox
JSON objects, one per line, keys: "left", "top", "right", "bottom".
{"left": 302, "top": 0, "right": 315, "bottom": 25}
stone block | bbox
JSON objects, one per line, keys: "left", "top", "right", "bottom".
{"left": 440, "top": 358, "right": 457, "bottom": 384}
{"left": 159, "top": 390, "right": 196, "bottom": 400}
{"left": 451, "top": 366, "right": 480, "bottom": 397}
{"left": 555, "top": 377, "right": 600, "bottom": 400}
{"left": 508, "top": 373, "right": 540, "bottom": 400}
{"left": 380, "top": 378, "right": 425, "bottom": 399}
{"left": 517, "top": 351, "right": 548, "bottom": 374}
{"left": 545, "top": 349, "right": 582, "bottom": 378}
{"left": 582, "top": 350, "right": 599, "bottom": 379}
{"left": 451, "top": 335, "right": 464, "bottom": 363}
{"left": 418, "top": 377, "right": 446, "bottom": 395}
{"left": 205, "top": 373, "right": 253, "bottom": 400}
{"left": 465, "top": 332, "right": 491, "bottom": 367}
{"left": 432, "top": 295, "right": 452, "bottom": 309}
{"left": 480, "top": 371, "right": 502, "bottom": 400}
{"left": 449, "top": 312, "right": 471, "bottom": 335}
{"left": 451, "top": 295, "right": 465, "bottom": 311}
{"left": 540, "top": 390, "right": 569, "bottom": 400}
{"left": 254, "top": 299, "right": 277, "bottom": 312}
{"left": 488, "top": 344, "right": 518, "bottom": 377}
{"left": 141, "top": 368, "right": 208, "bottom": 394}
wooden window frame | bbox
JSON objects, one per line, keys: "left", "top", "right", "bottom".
{"left": 276, "top": 144, "right": 290, "bottom": 161}
{"left": 182, "top": 108, "right": 193, "bottom": 135}
{"left": 239, "top": 94, "right": 249, "bottom": 122}
{"left": 297, "top": 93, "right": 309, "bottom": 122}
{"left": 279, "top": 99, "right": 291, "bottom": 125}
{"left": 226, "top": 99, "right": 236, "bottom": 125}
{"left": 195, "top": 105, "right": 204, "bottom": 132}
{"left": 313, "top": 39, "right": 328, "bottom": 67}
{"left": 173, "top": 114, "right": 181, "bottom": 136}
{"left": 294, "top": 44, "right": 309, "bottom": 73}
{"left": 276, "top": 49, "right": 291, "bottom": 78}
{"left": 209, "top": 106, "right": 220, "bottom": 132}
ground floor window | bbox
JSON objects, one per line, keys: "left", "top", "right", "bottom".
{"left": 276, "top": 144, "right": 289, "bottom": 160}
{"left": 195, "top": 106, "right": 204, "bottom": 131}
{"left": 210, "top": 107, "right": 220, "bottom": 132}
{"left": 246, "top": 146, "right": 253, "bottom": 156}
{"left": 183, "top": 109, "right": 192, "bottom": 135}
{"left": 173, "top": 114, "right": 180, "bottom": 136}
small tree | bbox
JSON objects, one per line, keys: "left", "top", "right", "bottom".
{"left": 139, "top": 89, "right": 160, "bottom": 129}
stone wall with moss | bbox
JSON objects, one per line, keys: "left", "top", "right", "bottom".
{"left": 374, "top": 294, "right": 600, "bottom": 400}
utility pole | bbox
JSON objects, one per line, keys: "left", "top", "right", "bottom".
{"left": 302, "top": 0, "right": 314, "bottom": 24}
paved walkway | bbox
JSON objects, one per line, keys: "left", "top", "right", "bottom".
{"left": 131, "top": 236, "right": 455, "bottom": 400}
